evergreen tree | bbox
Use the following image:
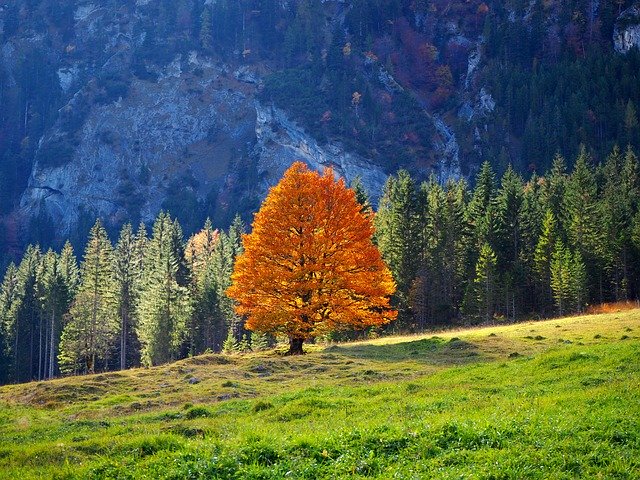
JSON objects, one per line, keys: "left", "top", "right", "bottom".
{"left": 137, "top": 212, "right": 191, "bottom": 366}
{"left": 36, "top": 250, "right": 73, "bottom": 380}
{"left": 186, "top": 218, "right": 221, "bottom": 354}
{"left": 564, "top": 146, "right": 602, "bottom": 300}
{"left": 534, "top": 210, "right": 559, "bottom": 315}
{"left": 222, "top": 326, "right": 237, "bottom": 354}
{"left": 375, "top": 171, "right": 421, "bottom": 322}
{"left": 467, "top": 161, "right": 498, "bottom": 249}
{"left": 350, "top": 176, "right": 372, "bottom": 213}
{"left": 602, "top": 146, "right": 639, "bottom": 300}
{"left": 551, "top": 240, "right": 572, "bottom": 316}
{"left": 250, "top": 331, "right": 269, "bottom": 351}
{"left": 465, "top": 242, "right": 497, "bottom": 322}
{"left": 543, "top": 153, "right": 569, "bottom": 239}
{"left": 199, "top": 7, "right": 213, "bottom": 50}
{"left": 495, "top": 166, "right": 525, "bottom": 319}
{"left": 58, "top": 220, "right": 117, "bottom": 375}
{"left": 569, "top": 250, "right": 588, "bottom": 312}
{"left": 0, "top": 263, "right": 19, "bottom": 384}
{"left": 519, "top": 174, "right": 544, "bottom": 312}
{"left": 113, "top": 224, "right": 144, "bottom": 370}
{"left": 6, "top": 246, "right": 42, "bottom": 382}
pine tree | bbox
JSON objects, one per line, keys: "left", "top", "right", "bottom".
{"left": 350, "top": 176, "right": 372, "bottom": 213}
{"left": 375, "top": 171, "right": 421, "bottom": 323}
{"left": 250, "top": 331, "right": 269, "bottom": 351}
{"left": 534, "top": 209, "right": 559, "bottom": 315}
{"left": 0, "top": 263, "right": 19, "bottom": 384}
{"left": 186, "top": 218, "right": 221, "bottom": 354}
{"left": 137, "top": 212, "right": 192, "bottom": 366}
{"left": 199, "top": 7, "right": 213, "bottom": 50}
{"left": 519, "top": 174, "right": 544, "bottom": 312}
{"left": 467, "top": 161, "right": 498, "bottom": 249}
{"left": 550, "top": 240, "right": 571, "bottom": 316}
{"left": 58, "top": 241, "right": 79, "bottom": 303}
{"left": 36, "top": 250, "right": 73, "bottom": 380}
{"left": 6, "top": 246, "right": 42, "bottom": 382}
{"left": 222, "top": 326, "right": 237, "bottom": 354}
{"left": 237, "top": 334, "right": 251, "bottom": 353}
{"left": 569, "top": 250, "right": 587, "bottom": 312}
{"left": 495, "top": 166, "right": 524, "bottom": 319}
{"left": 543, "top": 153, "right": 568, "bottom": 239}
{"left": 464, "top": 242, "right": 497, "bottom": 322}
{"left": 58, "top": 220, "right": 118, "bottom": 375}
{"left": 564, "top": 146, "right": 602, "bottom": 300}
{"left": 113, "top": 224, "right": 144, "bottom": 370}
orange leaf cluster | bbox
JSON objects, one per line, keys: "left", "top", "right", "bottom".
{"left": 227, "top": 162, "right": 397, "bottom": 341}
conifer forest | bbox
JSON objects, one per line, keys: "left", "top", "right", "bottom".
{"left": 2, "top": 145, "right": 640, "bottom": 385}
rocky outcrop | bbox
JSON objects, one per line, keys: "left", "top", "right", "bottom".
{"left": 614, "top": 4, "right": 640, "bottom": 53}
{"left": 254, "top": 102, "right": 387, "bottom": 203}
{"left": 20, "top": 52, "right": 388, "bottom": 236}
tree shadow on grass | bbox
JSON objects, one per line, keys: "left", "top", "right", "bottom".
{"left": 322, "top": 337, "right": 484, "bottom": 366}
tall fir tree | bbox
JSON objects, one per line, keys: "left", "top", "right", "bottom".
{"left": 375, "top": 171, "right": 421, "bottom": 323}
{"left": 36, "top": 250, "right": 74, "bottom": 380}
{"left": 137, "top": 212, "right": 192, "bottom": 366}
{"left": 6, "top": 246, "right": 42, "bottom": 382}
{"left": 113, "top": 224, "right": 144, "bottom": 370}
{"left": 495, "top": 166, "right": 525, "bottom": 319}
{"left": 534, "top": 209, "right": 559, "bottom": 315}
{"left": 0, "top": 263, "right": 19, "bottom": 384}
{"left": 465, "top": 242, "right": 498, "bottom": 322}
{"left": 58, "top": 220, "right": 117, "bottom": 375}
{"left": 564, "top": 146, "right": 602, "bottom": 300}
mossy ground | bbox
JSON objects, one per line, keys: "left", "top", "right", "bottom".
{"left": 1, "top": 311, "right": 639, "bottom": 479}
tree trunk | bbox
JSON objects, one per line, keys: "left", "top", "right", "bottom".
{"left": 287, "top": 337, "right": 305, "bottom": 355}
{"left": 48, "top": 310, "right": 55, "bottom": 380}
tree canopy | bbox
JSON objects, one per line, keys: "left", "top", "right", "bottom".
{"left": 227, "top": 162, "right": 397, "bottom": 354}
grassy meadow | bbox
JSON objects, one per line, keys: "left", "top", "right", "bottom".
{"left": 0, "top": 311, "right": 639, "bottom": 479}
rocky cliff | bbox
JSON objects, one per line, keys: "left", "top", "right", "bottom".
{"left": 0, "top": 0, "right": 638, "bottom": 247}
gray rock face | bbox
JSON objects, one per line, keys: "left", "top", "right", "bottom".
{"left": 253, "top": 102, "right": 387, "bottom": 204}
{"left": 21, "top": 52, "right": 388, "bottom": 236}
{"left": 614, "top": 4, "right": 640, "bottom": 53}
{"left": 21, "top": 55, "right": 257, "bottom": 234}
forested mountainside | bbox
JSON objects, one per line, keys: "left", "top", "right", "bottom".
{"left": 1, "top": 0, "right": 640, "bottom": 263}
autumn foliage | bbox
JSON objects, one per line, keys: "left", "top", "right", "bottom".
{"left": 227, "top": 162, "right": 396, "bottom": 354}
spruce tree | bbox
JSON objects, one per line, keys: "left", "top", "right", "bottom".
{"left": 36, "top": 250, "right": 73, "bottom": 380}
{"left": 495, "top": 166, "right": 525, "bottom": 319}
{"left": 0, "top": 263, "right": 19, "bottom": 384}
{"left": 186, "top": 218, "right": 221, "bottom": 354}
{"left": 467, "top": 161, "right": 498, "bottom": 249}
{"left": 569, "top": 251, "right": 588, "bottom": 312}
{"left": 137, "top": 212, "right": 192, "bottom": 366}
{"left": 550, "top": 240, "right": 571, "bottom": 316}
{"left": 534, "top": 210, "right": 558, "bottom": 315}
{"left": 199, "top": 7, "right": 213, "bottom": 50}
{"left": 7, "top": 246, "right": 42, "bottom": 382}
{"left": 564, "top": 146, "right": 602, "bottom": 300}
{"left": 222, "top": 326, "right": 237, "bottom": 354}
{"left": 113, "top": 224, "right": 144, "bottom": 370}
{"left": 375, "top": 171, "right": 421, "bottom": 322}
{"left": 58, "top": 220, "right": 118, "bottom": 375}
{"left": 250, "top": 331, "right": 269, "bottom": 351}
{"left": 464, "top": 242, "right": 497, "bottom": 322}
{"left": 543, "top": 153, "right": 569, "bottom": 239}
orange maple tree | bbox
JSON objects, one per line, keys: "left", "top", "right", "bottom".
{"left": 227, "top": 162, "right": 397, "bottom": 354}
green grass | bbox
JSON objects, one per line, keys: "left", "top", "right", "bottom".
{"left": 1, "top": 311, "right": 639, "bottom": 479}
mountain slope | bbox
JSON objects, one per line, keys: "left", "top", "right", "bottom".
{"left": 0, "top": 310, "right": 639, "bottom": 478}
{"left": 1, "top": 0, "right": 640, "bottom": 249}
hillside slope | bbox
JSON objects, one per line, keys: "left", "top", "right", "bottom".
{"left": 0, "top": 310, "right": 639, "bottom": 479}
